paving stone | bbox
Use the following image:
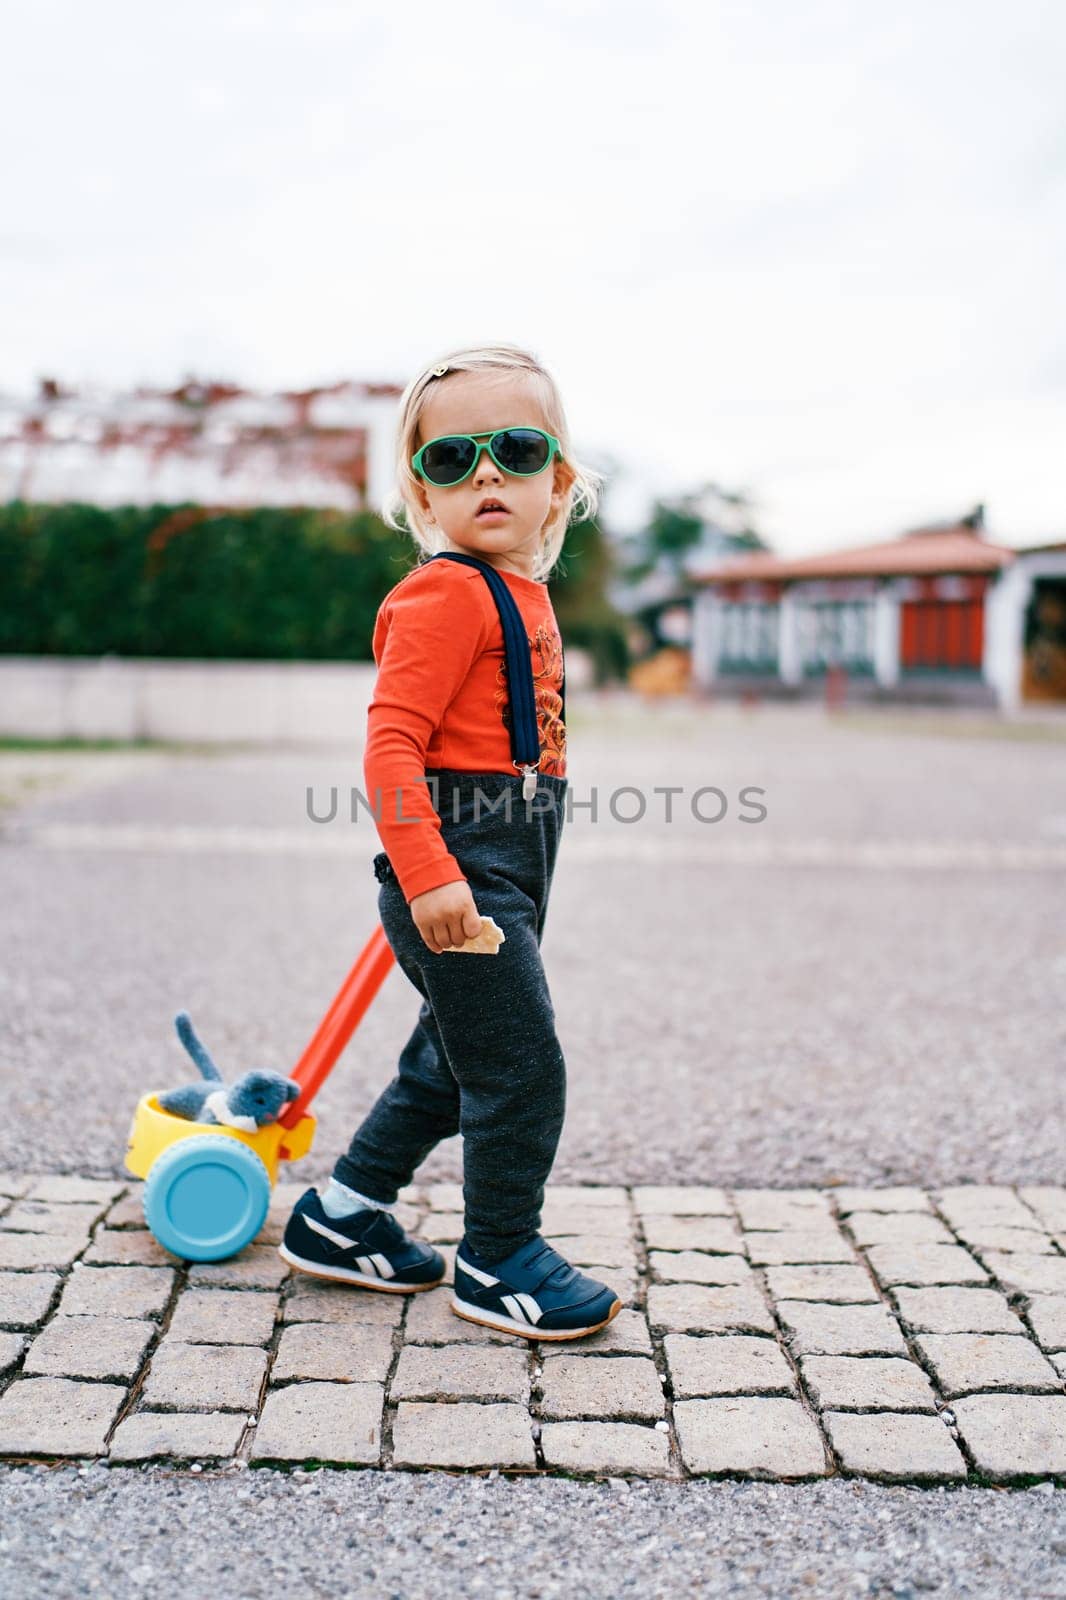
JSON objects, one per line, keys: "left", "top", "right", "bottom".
{"left": 22, "top": 1316, "right": 153, "bottom": 1381}
{"left": 540, "top": 1354, "right": 664, "bottom": 1421}
{"left": 0, "top": 1233, "right": 87, "bottom": 1270}
{"left": 0, "top": 1271, "right": 59, "bottom": 1329}
{"left": 633, "top": 1187, "right": 731, "bottom": 1217}
{"left": 282, "top": 1282, "right": 403, "bottom": 1327}
{"left": 392, "top": 1401, "right": 535, "bottom": 1469}
{"left": 823, "top": 1410, "right": 967, "bottom": 1480}
{"left": 1018, "top": 1187, "right": 1066, "bottom": 1232}
{"left": 104, "top": 1191, "right": 147, "bottom": 1229}
{"left": 187, "top": 1247, "right": 290, "bottom": 1290}
{"left": 421, "top": 1212, "right": 464, "bottom": 1243}
{"left": 82, "top": 1230, "right": 179, "bottom": 1267}
{"left": 426, "top": 1184, "right": 465, "bottom": 1210}
{"left": 405, "top": 1286, "right": 525, "bottom": 1345}
{"left": 845, "top": 1212, "right": 956, "bottom": 1248}
{"left": 833, "top": 1188, "right": 933, "bottom": 1216}
{"left": 776, "top": 1301, "right": 908, "bottom": 1357}
{"left": 864, "top": 1245, "right": 988, "bottom": 1288}
{"left": 59, "top": 1265, "right": 175, "bottom": 1319}
{"left": 576, "top": 1309, "right": 654, "bottom": 1355}
{"left": 649, "top": 1251, "right": 752, "bottom": 1286}
{"left": 744, "top": 1230, "right": 855, "bottom": 1266}
{"left": 890, "top": 1286, "right": 1026, "bottom": 1335}
{"left": 0, "top": 1377, "right": 125, "bottom": 1456}
{"left": 392, "top": 1342, "right": 529, "bottom": 1403}
{"left": 540, "top": 1421, "right": 672, "bottom": 1476}
{"left": 763, "top": 1265, "right": 878, "bottom": 1303}
{"left": 545, "top": 1234, "right": 639, "bottom": 1271}
{"left": 647, "top": 1283, "right": 775, "bottom": 1335}
{"left": 110, "top": 1411, "right": 246, "bottom": 1461}
{"left": 546, "top": 1186, "right": 629, "bottom": 1209}
{"left": 0, "top": 1175, "right": 32, "bottom": 1200}
{"left": 980, "top": 1251, "right": 1066, "bottom": 1295}
{"left": 674, "top": 1396, "right": 829, "bottom": 1477}
{"left": 952, "top": 1225, "right": 1054, "bottom": 1254}
{"left": 1051, "top": 1352, "right": 1066, "bottom": 1379}
{"left": 935, "top": 1187, "right": 1037, "bottom": 1230}
{"left": 641, "top": 1215, "right": 742, "bottom": 1253}
{"left": 167, "top": 1289, "right": 278, "bottom": 1346}
{"left": 272, "top": 1321, "right": 394, "bottom": 1383}
{"left": 1, "top": 1200, "right": 105, "bottom": 1234}
{"left": 951, "top": 1393, "right": 1066, "bottom": 1479}
{"left": 913, "top": 1334, "right": 1063, "bottom": 1397}
{"left": 1025, "top": 1295, "right": 1066, "bottom": 1352}
{"left": 665, "top": 1333, "right": 795, "bottom": 1397}
{"left": 800, "top": 1355, "right": 937, "bottom": 1412}
{"left": 0, "top": 1332, "right": 25, "bottom": 1373}
{"left": 540, "top": 1202, "right": 632, "bottom": 1238}
{"left": 26, "top": 1177, "right": 124, "bottom": 1205}
{"left": 142, "top": 1341, "right": 267, "bottom": 1411}
{"left": 251, "top": 1381, "right": 383, "bottom": 1464}
{"left": 732, "top": 1191, "right": 832, "bottom": 1231}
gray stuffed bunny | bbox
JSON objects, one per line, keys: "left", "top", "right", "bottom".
{"left": 158, "top": 1011, "right": 300, "bottom": 1131}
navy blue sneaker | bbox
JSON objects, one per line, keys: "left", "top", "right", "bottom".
{"left": 452, "top": 1234, "right": 622, "bottom": 1340}
{"left": 279, "top": 1188, "right": 445, "bottom": 1292}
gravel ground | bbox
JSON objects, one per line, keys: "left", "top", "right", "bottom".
{"left": 0, "top": 702, "right": 1063, "bottom": 1185}
{"left": 1, "top": 1466, "right": 1064, "bottom": 1600}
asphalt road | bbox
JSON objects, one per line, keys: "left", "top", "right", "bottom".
{"left": 1, "top": 699, "right": 1063, "bottom": 1187}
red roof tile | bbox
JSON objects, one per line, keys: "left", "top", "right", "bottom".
{"left": 694, "top": 522, "right": 1016, "bottom": 584}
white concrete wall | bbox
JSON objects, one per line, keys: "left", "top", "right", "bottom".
{"left": 873, "top": 584, "right": 902, "bottom": 688}
{"left": 985, "top": 551, "right": 1066, "bottom": 712}
{"left": 0, "top": 650, "right": 594, "bottom": 745}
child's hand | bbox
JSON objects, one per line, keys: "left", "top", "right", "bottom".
{"left": 409, "top": 881, "right": 484, "bottom": 956}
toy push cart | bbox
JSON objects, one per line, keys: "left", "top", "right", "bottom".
{"left": 125, "top": 927, "right": 396, "bottom": 1261}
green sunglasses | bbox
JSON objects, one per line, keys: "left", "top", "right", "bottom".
{"left": 411, "top": 425, "right": 562, "bottom": 487}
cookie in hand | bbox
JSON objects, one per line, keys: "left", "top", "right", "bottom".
{"left": 442, "top": 915, "right": 506, "bottom": 955}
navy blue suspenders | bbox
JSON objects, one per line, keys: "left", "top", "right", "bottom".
{"left": 428, "top": 551, "right": 566, "bottom": 799}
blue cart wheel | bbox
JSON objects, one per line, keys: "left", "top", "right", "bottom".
{"left": 142, "top": 1135, "right": 272, "bottom": 1262}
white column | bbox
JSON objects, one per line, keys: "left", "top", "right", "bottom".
{"left": 874, "top": 583, "right": 901, "bottom": 687}
{"left": 690, "top": 588, "right": 719, "bottom": 687}
{"left": 778, "top": 590, "right": 801, "bottom": 685}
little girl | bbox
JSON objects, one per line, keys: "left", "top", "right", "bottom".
{"left": 280, "top": 342, "right": 621, "bottom": 1340}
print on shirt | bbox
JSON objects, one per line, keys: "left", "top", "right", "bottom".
{"left": 494, "top": 622, "right": 567, "bottom": 775}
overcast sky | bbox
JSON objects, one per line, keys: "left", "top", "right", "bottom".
{"left": 3, "top": 0, "right": 1063, "bottom": 553}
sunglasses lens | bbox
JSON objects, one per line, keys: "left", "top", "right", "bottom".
{"left": 421, "top": 437, "right": 477, "bottom": 485}
{"left": 492, "top": 429, "right": 551, "bottom": 474}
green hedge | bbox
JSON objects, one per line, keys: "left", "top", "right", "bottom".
{"left": 0, "top": 501, "right": 630, "bottom": 677}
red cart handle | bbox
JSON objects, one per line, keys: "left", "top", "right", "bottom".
{"left": 280, "top": 924, "right": 396, "bottom": 1128}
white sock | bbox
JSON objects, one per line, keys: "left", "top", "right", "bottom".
{"left": 320, "top": 1177, "right": 393, "bottom": 1219}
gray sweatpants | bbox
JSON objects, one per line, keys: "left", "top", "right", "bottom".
{"left": 335, "top": 769, "right": 569, "bottom": 1260}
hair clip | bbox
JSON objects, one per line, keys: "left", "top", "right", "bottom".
{"left": 430, "top": 364, "right": 449, "bottom": 377}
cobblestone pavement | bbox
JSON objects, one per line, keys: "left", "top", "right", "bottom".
{"left": 1, "top": 1174, "right": 1064, "bottom": 1484}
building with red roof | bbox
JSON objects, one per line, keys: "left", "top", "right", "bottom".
{"left": 689, "top": 507, "right": 1066, "bottom": 710}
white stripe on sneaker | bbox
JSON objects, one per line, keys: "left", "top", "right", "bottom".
{"left": 459, "top": 1257, "right": 500, "bottom": 1287}
{"left": 356, "top": 1255, "right": 378, "bottom": 1277}
{"left": 500, "top": 1293, "right": 544, "bottom": 1326}
{"left": 514, "top": 1292, "right": 543, "bottom": 1324}
{"left": 370, "top": 1253, "right": 395, "bottom": 1279}
{"left": 305, "top": 1214, "right": 363, "bottom": 1251}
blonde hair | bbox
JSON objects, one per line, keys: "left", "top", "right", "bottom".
{"left": 381, "top": 342, "right": 603, "bottom": 583}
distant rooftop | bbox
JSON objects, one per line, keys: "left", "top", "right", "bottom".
{"left": 691, "top": 506, "right": 1020, "bottom": 584}
{"left": 0, "top": 377, "right": 403, "bottom": 509}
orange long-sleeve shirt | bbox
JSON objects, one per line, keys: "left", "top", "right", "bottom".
{"left": 363, "top": 556, "right": 567, "bottom": 903}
